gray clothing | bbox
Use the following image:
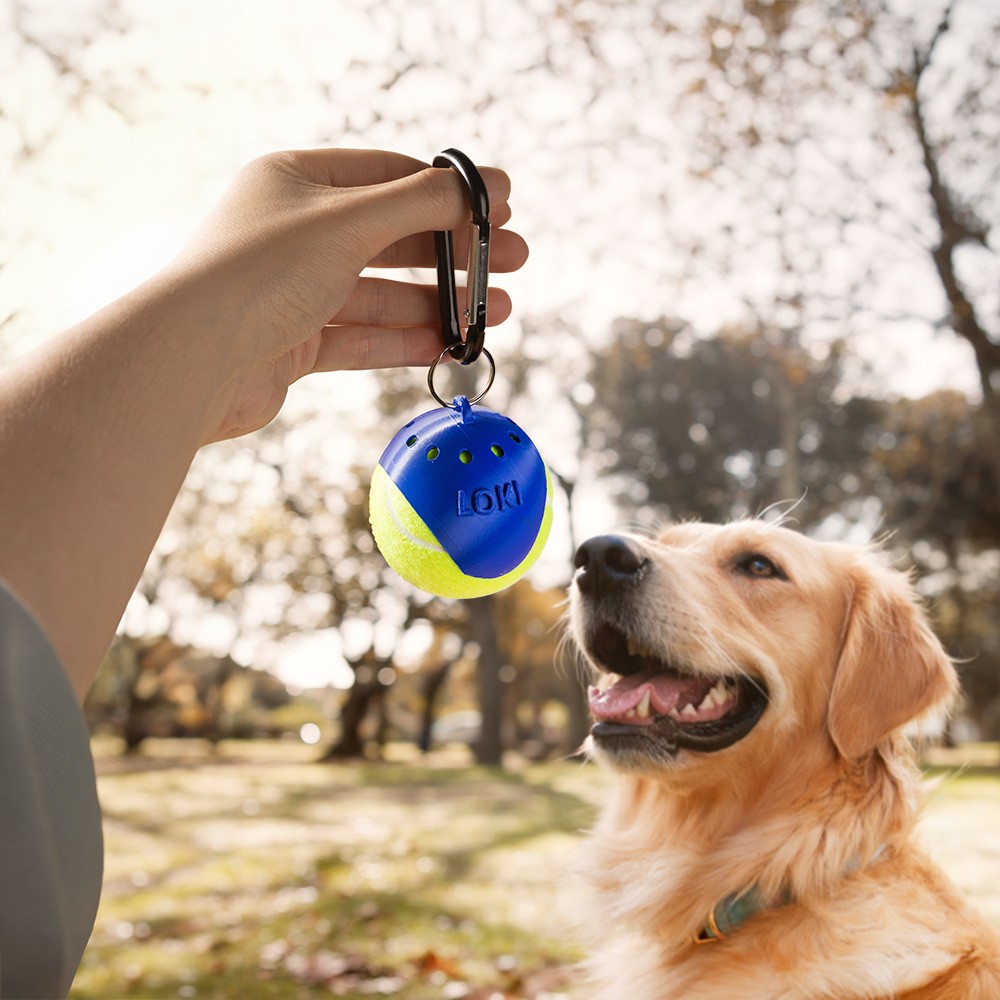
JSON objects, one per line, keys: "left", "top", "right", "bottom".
{"left": 0, "top": 581, "right": 103, "bottom": 998}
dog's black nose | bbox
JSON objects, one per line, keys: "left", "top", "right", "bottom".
{"left": 574, "top": 535, "right": 647, "bottom": 594}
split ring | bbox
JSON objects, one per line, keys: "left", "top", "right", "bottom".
{"left": 427, "top": 346, "right": 496, "bottom": 408}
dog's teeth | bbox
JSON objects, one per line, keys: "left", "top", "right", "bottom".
{"left": 636, "top": 691, "right": 651, "bottom": 719}
{"left": 681, "top": 703, "right": 698, "bottom": 718}
{"left": 626, "top": 636, "right": 657, "bottom": 660}
{"left": 709, "top": 679, "right": 732, "bottom": 706}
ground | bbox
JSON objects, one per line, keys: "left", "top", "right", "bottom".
{"left": 69, "top": 739, "right": 1000, "bottom": 1000}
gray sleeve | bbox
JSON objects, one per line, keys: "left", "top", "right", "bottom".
{"left": 0, "top": 581, "right": 103, "bottom": 999}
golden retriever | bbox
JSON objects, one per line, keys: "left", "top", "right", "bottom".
{"left": 569, "top": 520, "right": 1000, "bottom": 999}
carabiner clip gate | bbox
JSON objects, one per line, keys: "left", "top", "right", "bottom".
{"left": 433, "top": 149, "right": 491, "bottom": 365}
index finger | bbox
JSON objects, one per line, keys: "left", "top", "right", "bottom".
{"left": 287, "top": 148, "right": 430, "bottom": 187}
{"left": 335, "top": 160, "right": 521, "bottom": 273}
{"left": 285, "top": 148, "right": 513, "bottom": 206}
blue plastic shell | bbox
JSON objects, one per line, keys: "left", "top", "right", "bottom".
{"left": 377, "top": 396, "right": 548, "bottom": 579}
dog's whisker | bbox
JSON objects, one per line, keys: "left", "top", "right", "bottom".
{"left": 755, "top": 492, "right": 809, "bottom": 528}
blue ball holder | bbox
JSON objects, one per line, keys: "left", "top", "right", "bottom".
{"left": 376, "top": 395, "right": 549, "bottom": 580}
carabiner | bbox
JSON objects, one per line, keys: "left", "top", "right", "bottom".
{"left": 433, "top": 148, "right": 491, "bottom": 365}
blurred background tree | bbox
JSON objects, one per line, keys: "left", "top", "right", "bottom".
{"left": 2, "top": 0, "right": 997, "bottom": 752}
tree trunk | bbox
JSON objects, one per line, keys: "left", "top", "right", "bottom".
{"left": 418, "top": 661, "right": 453, "bottom": 752}
{"left": 908, "top": 39, "right": 1000, "bottom": 512}
{"left": 465, "top": 595, "right": 505, "bottom": 766}
{"left": 322, "top": 681, "right": 383, "bottom": 759}
{"left": 772, "top": 366, "right": 804, "bottom": 505}
{"left": 564, "top": 674, "right": 591, "bottom": 756}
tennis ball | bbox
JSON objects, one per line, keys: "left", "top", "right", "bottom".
{"left": 370, "top": 396, "right": 553, "bottom": 598}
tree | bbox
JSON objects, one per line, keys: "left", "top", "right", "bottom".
{"left": 871, "top": 391, "right": 998, "bottom": 548}
{"left": 582, "top": 318, "right": 881, "bottom": 527}
{"left": 321, "top": 648, "right": 391, "bottom": 759}
{"left": 895, "top": 2, "right": 1000, "bottom": 500}
{"left": 494, "top": 582, "right": 590, "bottom": 755}
{"left": 5, "top": 0, "right": 995, "bottom": 750}
{"left": 868, "top": 390, "right": 1000, "bottom": 738}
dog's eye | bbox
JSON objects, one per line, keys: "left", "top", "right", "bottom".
{"left": 735, "top": 553, "right": 786, "bottom": 580}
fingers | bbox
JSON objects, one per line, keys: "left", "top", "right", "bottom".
{"left": 368, "top": 206, "right": 530, "bottom": 272}
{"left": 314, "top": 272, "right": 515, "bottom": 373}
{"left": 275, "top": 148, "right": 514, "bottom": 216}
{"left": 284, "top": 148, "right": 431, "bottom": 188}
{"left": 280, "top": 148, "right": 529, "bottom": 273}
{"left": 341, "top": 162, "right": 528, "bottom": 271}
{"left": 309, "top": 325, "right": 446, "bottom": 373}
{"left": 329, "top": 278, "right": 513, "bottom": 330}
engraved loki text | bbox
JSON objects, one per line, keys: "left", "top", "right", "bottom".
{"left": 456, "top": 480, "right": 522, "bottom": 516}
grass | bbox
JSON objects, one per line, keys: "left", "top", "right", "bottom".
{"left": 73, "top": 740, "right": 603, "bottom": 999}
{"left": 70, "top": 739, "right": 1000, "bottom": 1000}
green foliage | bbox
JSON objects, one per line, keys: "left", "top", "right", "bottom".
{"left": 583, "top": 320, "right": 880, "bottom": 524}
{"left": 582, "top": 318, "right": 998, "bottom": 541}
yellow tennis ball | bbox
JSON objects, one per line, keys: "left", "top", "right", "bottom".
{"left": 369, "top": 461, "right": 553, "bottom": 599}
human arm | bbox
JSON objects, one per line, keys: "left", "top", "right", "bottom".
{"left": 0, "top": 149, "right": 529, "bottom": 701}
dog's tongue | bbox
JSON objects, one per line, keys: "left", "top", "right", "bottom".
{"left": 589, "top": 671, "right": 712, "bottom": 724}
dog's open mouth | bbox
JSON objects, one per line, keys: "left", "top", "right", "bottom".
{"left": 585, "top": 622, "right": 768, "bottom": 755}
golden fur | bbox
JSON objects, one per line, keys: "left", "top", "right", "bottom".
{"left": 570, "top": 521, "right": 1000, "bottom": 999}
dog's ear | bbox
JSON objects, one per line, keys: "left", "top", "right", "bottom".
{"left": 827, "top": 559, "right": 957, "bottom": 760}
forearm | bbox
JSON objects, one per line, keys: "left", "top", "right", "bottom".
{"left": 0, "top": 270, "right": 237, "bottom": 699}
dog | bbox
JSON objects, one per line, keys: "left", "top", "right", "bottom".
{"left": 569, "top": 520, "right": 1000, "bottom": 999}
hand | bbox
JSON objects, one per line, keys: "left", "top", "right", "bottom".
{"left": 167, "top": 149, "right": 529, "bottom": 442}
{"left": 0, "top": 147, "right": 529, "bottom": 696}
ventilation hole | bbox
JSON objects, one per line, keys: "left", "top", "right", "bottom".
{"left": 405, "top": 435, "right": 418, "bottom": 447}
{"left": 426, "top": 447, "right": 439, "bottom": 461}
{"left": 459, "top": 450, "right": 473, "bottom": 464}
{"left": 508, "top": 432, "right": 522, "bottom": 443}
{"left": 491, "top": 444, "right": 504, "bottom": 457}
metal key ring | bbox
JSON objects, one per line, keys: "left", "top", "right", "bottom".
{"left": 427, "top": 346, "right": 496, "bottom": 407}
